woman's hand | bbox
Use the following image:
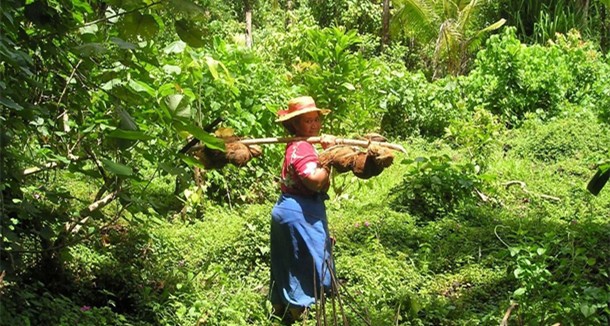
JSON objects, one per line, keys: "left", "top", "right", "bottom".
{"left": 320, "top": 134, "right": 337, "bottom": 150}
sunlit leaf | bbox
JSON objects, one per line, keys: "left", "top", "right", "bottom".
{"left": 178, "top": 153, "right": 207, "bottom": 169}
{"left": 205, "top": 56, "right": 220, "bottom": 79}
{"left": 176, "top": 122, "right": 225, "bottom": 151}
{"left": 101, "top": 159, "right": 133, "bottom": 176}
{"left": 108, "top": 129, "right": 152, "bottom": 141}
{"left": 162, "top": 65, "right": 182, "bottom": 75}
{"left": 128, "top": 79, "right": 155, "bottom": 97}
{"left": 163, "top": 94, "right": 191, "bottom": 119}
{"left": 163, "top": 40, "right": 187, "bottom": 54}
{"left": 513, "top": 287, "right": 526, "bottom": 296}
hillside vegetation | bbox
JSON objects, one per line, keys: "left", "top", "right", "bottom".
{"left": 1, "top": 0, "right": 609, "bottom": 325}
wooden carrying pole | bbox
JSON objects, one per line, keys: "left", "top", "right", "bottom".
{"left": 235, "top": 137, "right": 407, "bottom": 153}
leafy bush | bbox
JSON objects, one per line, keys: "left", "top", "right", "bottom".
{"left": 380, "top": 72, "right": 465, "bottom": 139}
{"left": 390, "top": 155, "right": 482, "bottom": 221}
{"left": 508, "top": 111, "right": 610, "bottom": 163}
{"left": 466, "top": 27, "right": 606, "bottom": 125}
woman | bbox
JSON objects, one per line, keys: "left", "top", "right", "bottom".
{"left": 269, "top": 96, "right": 337, "bottom": 323}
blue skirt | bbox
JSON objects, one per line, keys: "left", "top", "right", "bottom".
{"left": 269, "top": 193, "right": 335, "bottom": 308}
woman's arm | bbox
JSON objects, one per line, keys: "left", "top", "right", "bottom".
{"left": 300, "top": 165, "right": 330, "bottom": 192}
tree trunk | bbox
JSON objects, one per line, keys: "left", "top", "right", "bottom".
{"left": 602, "top": 4, "right": 608, "bottom": 52}
{"left": 381, "top": 0, "right": 391, "bottom": 49}
{"left": 245, "top": 0, "right": 253, "bottom": 48}
{"left": 285, "top": 0, "right": 293, "bottom": 28}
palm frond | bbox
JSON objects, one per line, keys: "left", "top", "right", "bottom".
{"left": 391, "top": 0, "right": 439, "bottom": 42}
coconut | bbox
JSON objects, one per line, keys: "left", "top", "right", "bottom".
{"left": 319, "top": 146, "right": 358, "bottom": 173}
{"left": 225, "top": 142, "right": 253, "bottom": 166}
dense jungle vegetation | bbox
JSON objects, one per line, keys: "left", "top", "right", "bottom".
{"left": 1, "top": 0, "right": 610, "bottom": 325}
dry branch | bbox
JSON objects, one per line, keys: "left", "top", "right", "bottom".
{"left": 22, "top": 156, "right": 87, "bottom": 176}
{"left": 503, "top": 180, "right": 560, "bottom": 202}
{"left": 500, "top": 303, "right": 518, "bottom": 326}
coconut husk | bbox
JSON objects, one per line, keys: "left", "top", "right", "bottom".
{"left": 225, "top": 142, "right": 252, "bottom": 166}
{"left": 368, "top": 144, "right": 394, "bottom": 168}
{"left": 194, "top": 143, "right": 262, "bottom": 169}
{"left": 351, "top": 145, "right": 395, "bottom": 179}
{"left": 319, "top": 145, "right": 359, "bottom": 173}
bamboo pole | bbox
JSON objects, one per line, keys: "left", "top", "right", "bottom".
{"left": 235, "top": 137, "right": 407, "bottom": 153}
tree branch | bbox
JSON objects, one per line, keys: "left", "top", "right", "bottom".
{"left": 22, "top": 156, "right": 87, "bottom": 176}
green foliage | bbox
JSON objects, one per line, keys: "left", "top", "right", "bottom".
{"left": 508, "top": 112, "right": 610, "bottom": 163}
{"left": 496, "top": 0, "right": 608, "bottom": 45}
{"left": 391, "top": 0, "right": 506, "bottom": 77}
{"left": 291, "top": 27, "right": 384, "bottom": 135}
{"left": 380, "top": 72, "right": 465, "bottom": 139}
{"left": 390, "top": 155, "right": 482, "bottom": 221}
{"left": 3, "top": 0, "right": 610, "bottom": 325}
{"left": 467, "top": 27, "right": 606, "bottom": 125}
{"left": 444, "top": 106, "right": 503, "bottom": 172}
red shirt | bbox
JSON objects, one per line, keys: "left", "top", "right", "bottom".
{"left": 280, "top": 141, "right": 327, "bottom": 196}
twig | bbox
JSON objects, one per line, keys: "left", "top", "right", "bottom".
{"left": 56, "top": 59, "right": 84, "bottom": 133}
{"left": 21, "top": 156, "right": 87, "bottom": 176}
{"left": 500, "top": 303, "right": 518, "bottom": 326}
{"left": 503, "top": 180, "right": 560, "bottom": 202}
{"left": 67, "top": 190, "right": 119, "bottom": 235}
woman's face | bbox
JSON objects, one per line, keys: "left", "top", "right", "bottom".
{"left": 293, "top": 111, "right": 322, "bottom": 137}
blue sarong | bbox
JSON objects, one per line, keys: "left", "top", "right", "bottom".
{"left": 269, "top": 193, "right": 334, "bottom": 308}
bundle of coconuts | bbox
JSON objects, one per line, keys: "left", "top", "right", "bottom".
{"left": 189, "top": 130, "right": 399, "bottom": 176}
{"left": 192, "top": 142, "right": 262, "bottom": 169}
{"left": 319, "top": 144, "right": 394, "bottom": 179}
{"left": 190, "top": 128, "right": 262, "bottom": 169}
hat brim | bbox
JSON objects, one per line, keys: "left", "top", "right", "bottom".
{"left": 275, "top": 107, "right": 331, "bottom": 122}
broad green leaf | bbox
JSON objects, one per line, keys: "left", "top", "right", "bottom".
{"left": 176, "top": 122, "right": 225, "bottom": 151}
{"left": 178, "top": 153, "right": 207, "bottom": 169}
{"left": 163, "top": 94, "right": 191, "bottom": 119}
{"left": 587, "top": 167, "right": 610, "bottom": 196}
{"left": 117, "top": 107, "right": 138, "bottom": 131}
{"left": 163, "top": 40, "right": 187, "bottom": 54}
{"left": 110, "top": 37, "right": 137, "bottom": 50}
{"left": 580, "top": 303, "right": 596, "bottom": 318}
{"left": 0, "top": 97, "right": 23, "bottom": 111}
{"left": 107, "top": 129, "right": 152, "bottom": 140}
{"left": 118, "top": 12, "right": 160, "bottom": 41}
{"left": 105, "top": 0, "right": 144, "bottom": 10}
{"left": 128, "top": 79, "right": 155, "bottom": 97}
{"left": 168, "top": 0, "right": 207, "bottom": 20}
{"left": 175, "top": 19, "right": 207, "bottom": 48}
{"left": 73, "top": 43, "right": 107, "bottom": 57}
{"left": 101, "top": 159, "right": 133, "bottom": 176}
{"left": 513, "top": 287, "right": 526, "bottom": 297}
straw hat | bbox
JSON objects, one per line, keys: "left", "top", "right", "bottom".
{"left": 275, "top": 96, "right": 331, "bottom": 122}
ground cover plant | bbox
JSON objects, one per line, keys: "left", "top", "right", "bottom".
{"left": 2, "top": 0, "right": 610, "bottom": 325}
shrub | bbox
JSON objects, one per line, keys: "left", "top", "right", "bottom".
{"left": 508, "top": 111, "right": 610, "bottom": 163}
{"left": 390, "top": 155, "right": 481, "bottom": 221}
{"left": 380, "top": 72, "right": 465, "bottom": 139}
{"left": 465, "top": 27, "right": 606, "bottom": 125}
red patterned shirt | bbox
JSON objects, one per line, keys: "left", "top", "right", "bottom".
{"left": 280, "top": 141, "right": 326, "bottom": 196}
